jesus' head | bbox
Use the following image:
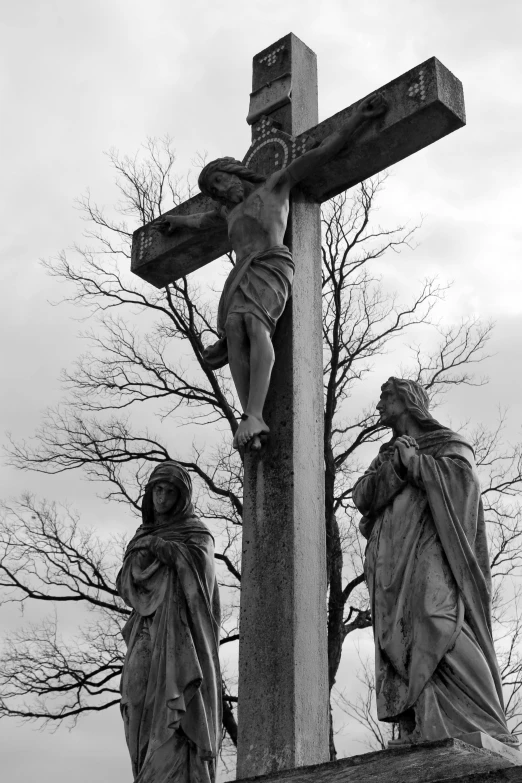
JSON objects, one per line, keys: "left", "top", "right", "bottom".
{"left": 198, "top": 157, "right": 266, "bottom": 206}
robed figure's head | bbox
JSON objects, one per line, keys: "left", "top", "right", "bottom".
{"left": 377, "top": 377, "right": 444, "bottom": 432}
{"left": 141, "top": 461, "right": 195, "bottom": 527}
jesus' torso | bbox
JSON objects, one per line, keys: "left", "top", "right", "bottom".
{"left": 225, "top": 173, "right": 290, "bottom": 260}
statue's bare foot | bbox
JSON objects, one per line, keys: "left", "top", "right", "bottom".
{"left": 233, "top": 415, "right": 269, "bottom": 451}
{"left": 236, "top": 433, "right": 266, "bottom": 460}
{"left": 249, "top": 435, "right": 262, "bottom": 451}
{"left": 248, "top": 430, "right": 270, "bottom": 451}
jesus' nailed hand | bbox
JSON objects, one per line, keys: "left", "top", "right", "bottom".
{"left": 154, "top": 94, "right": 387, "bottom": 453}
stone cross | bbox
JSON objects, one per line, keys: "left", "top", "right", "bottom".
{"left": 130, "top": 33, "right": 465, "bottom": 780}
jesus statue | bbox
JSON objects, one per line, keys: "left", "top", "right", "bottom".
{"left": 156, "top": 94, "right": 386, "bottom": 451}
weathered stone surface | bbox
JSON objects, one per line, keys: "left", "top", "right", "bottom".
{"left": 443, "top": 770, "right": 522, "bottom": 783}
{"left": 131, "top": 192, "right": 228, "bottom": 289}
{"left": 131, "top": 54, "right": 465, "bottom": 288}
{"left": 354, "top": 379, "right": 515, "bottom": 745}
{"left": 298, "top": 57, "right": 465, "bottom": 202}
{"left": 116, "top": 462, "right": 221, "bottom": 783}
{"left": 457, "top": 734, "right": 522, "bottom": 767}
{"left": 235, "top": 739, "right": 521, "bottom": 783}
{"left": 237, "top": 33, "right": 329, "bottom": 780}
{"left": 238, "top": 192, "right": 326, "bottom": 777}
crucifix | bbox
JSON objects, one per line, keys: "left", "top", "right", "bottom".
{"left": 131, "top": 33, "right": 465, "bottom": 780}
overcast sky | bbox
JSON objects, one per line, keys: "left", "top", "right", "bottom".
{"left": 1, "top": 0, "right": 522, "bottom": 780}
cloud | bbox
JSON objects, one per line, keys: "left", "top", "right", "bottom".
{"left": 2, "top": 0, "right": 522, "bottom": 776}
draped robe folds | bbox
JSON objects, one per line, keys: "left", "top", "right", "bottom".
{"left": 116, "top": 517, "right": 222, "bottom": 783}
{"left": 203, "top": 245, "right": 294, "bottom": 369}
{"left": 353, "top": 429, "right": 513, "bottom": 743}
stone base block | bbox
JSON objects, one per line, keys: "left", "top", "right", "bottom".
{"left": 455, "top": 732, "right": 522, "bottom": 766}
{"left": 235, "top": 735, "right": 522, "bottom": 783}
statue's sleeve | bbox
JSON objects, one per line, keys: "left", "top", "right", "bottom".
{"left": 407, "top": 442, "right": 479, "bottom": 542}
{"left": 407, "top": 442, "right": 474, "bottom": 490}
{"left": 353, "top": 451, "right": 407, "bottom": 528}
{"left": 150, "top": 535, "right": 213, "bottom": 574}
{"left": 149, "top": 534, "right": 218, "bottom": 616}
{"left": 116, "top": 549, "right": 167, "bottom": 616}
{"left": 413, "top": 439, "right": 500, "bottom": 690}
{"left": 148, "top": 536, "right": 181, "bottom": 567}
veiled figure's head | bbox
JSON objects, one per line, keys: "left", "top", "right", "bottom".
{"left": 141, "top": 461, "right": 194, "bottom": 526}
{"left": 377, "top": 377, "right": 443, "bottom": 432}
{"left": 198, "top": 157, "right": 266, "bottom": 206}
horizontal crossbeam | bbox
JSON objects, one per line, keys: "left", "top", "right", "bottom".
{"left": 299, "top": 57, "right": 465, "bottom": 202}
{"left": 131, "top": 193, "right": 229, "bottom": 289}
{"left": 131, "top": 56, "right": 464, "bottom": 289}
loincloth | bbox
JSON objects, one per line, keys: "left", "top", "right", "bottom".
{"left": 203, "top": 245, "right": 294, "bottom": 370}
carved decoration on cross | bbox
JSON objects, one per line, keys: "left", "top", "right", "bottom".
{"left": 130, "top": 40, "right": 465, "bottom": 289}
{"left": 407, "top": 67, "right": 427, "bottom": 102}
{"left": 244, "top": 115, "right": 315, "bottom": 176}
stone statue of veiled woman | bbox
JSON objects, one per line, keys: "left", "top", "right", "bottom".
{"left": 117, "top": 461, "right": 222, "bottom": 783}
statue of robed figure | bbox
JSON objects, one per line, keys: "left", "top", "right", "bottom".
{"left": 117, "top": 461, "right": 221, "bottom": 783}
{"left": 354, "top": 378, "right": 518, "bottom": 747}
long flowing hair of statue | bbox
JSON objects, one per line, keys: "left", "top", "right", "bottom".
{"left": 384, "top": 377, "right": 446, "bottom": 432}
{"left": 198, "top": 157, "right": 266, "bottom": 197}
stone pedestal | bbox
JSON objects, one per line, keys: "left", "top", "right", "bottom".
{"left": 235, "top": 736, "right": 522, "bottom": 783}
{"left": 454, "top": 732, "right": 522, "bottom": 766}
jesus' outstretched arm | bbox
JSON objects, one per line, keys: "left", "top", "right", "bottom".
{"left": 278, "top": 93, "right": 387, "bottom": 189}
{"left": 154, "top": 207, "right": 226, "bottom": 235}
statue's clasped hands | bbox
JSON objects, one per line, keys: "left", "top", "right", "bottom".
{"left": 393, "top": 435, "right": 418, "bottom": 471}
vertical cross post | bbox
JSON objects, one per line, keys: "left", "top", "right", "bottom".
{"left": 129, "top": 29, "right": 466, "bottom": 780}
{"left": 237, "top": 34, "right": 329, "bottom": 779}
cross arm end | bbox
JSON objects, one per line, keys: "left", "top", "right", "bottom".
{"left": 131, "top": 193, "right": 231, "bottom": 288}
{"left": 293, "top": 56, "right": 466, "bottom": 203}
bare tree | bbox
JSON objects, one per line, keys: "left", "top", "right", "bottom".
{"left": 1, "top": 138, "right": 510, "bottom": 761}
{"left": 0, "top": 495, "right": 126, "bottom": 724}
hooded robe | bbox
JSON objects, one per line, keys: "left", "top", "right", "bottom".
{"left": 117, "top": 463, "right": 222, "bottom": 783}
{"left": 354, "top": 424, "right": 514, "bottom": 744}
